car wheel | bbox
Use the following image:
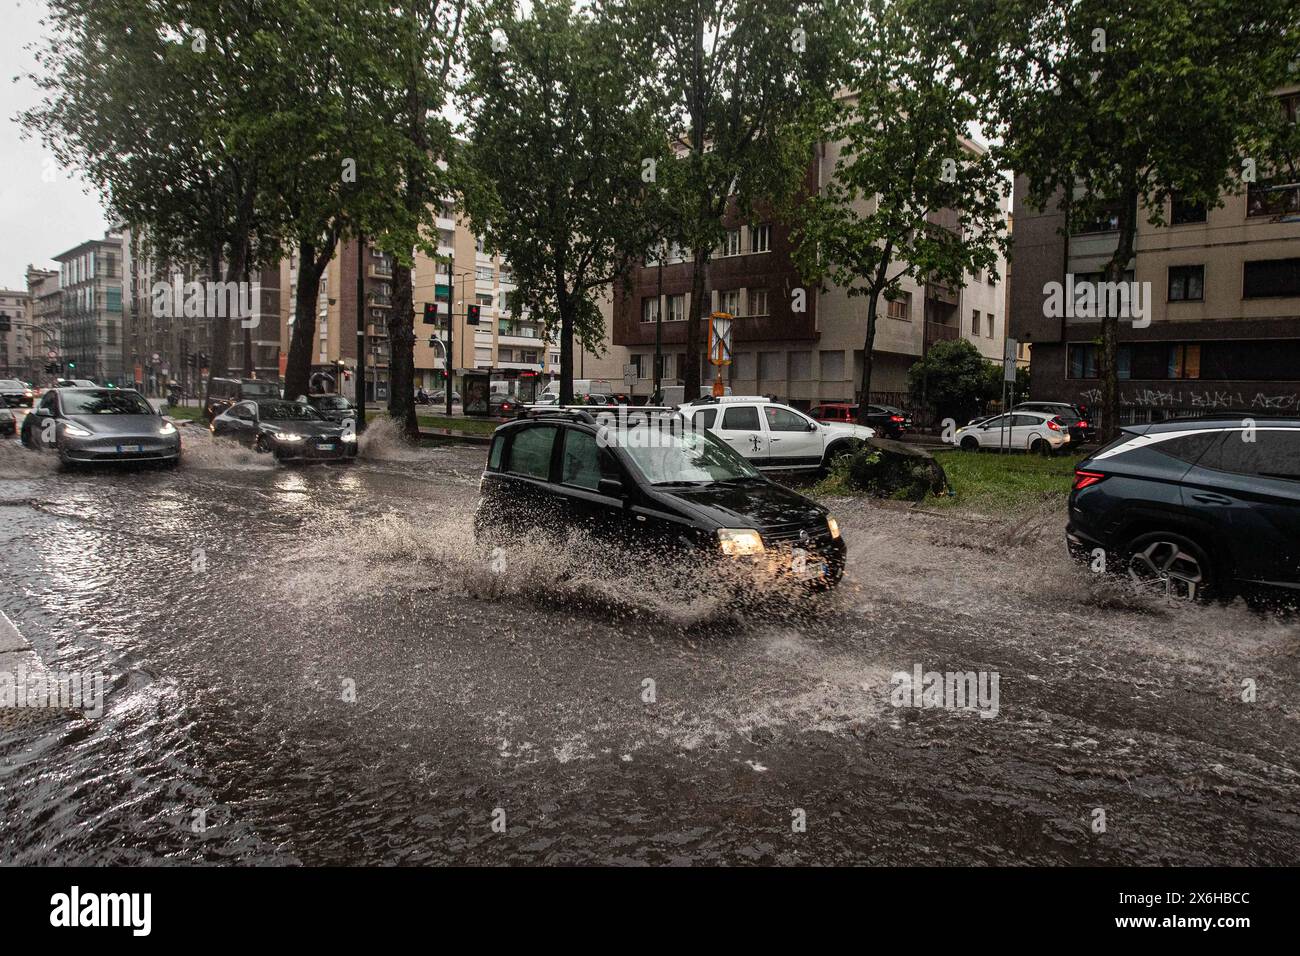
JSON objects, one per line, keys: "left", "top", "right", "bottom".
{"left": 821, "top": 441, "right": 858, "bottom": 473}
{"left": 960, "top": 436, "right": 978, "bottom": 451}
{"left": 1030, "top": 438, "right": 1050, "bottom": 455}
{"left": 1123, "top": 532, "right": 1216, "bottom": 602}
{"left": 253, "top": 435, "right": 270, "bottom": 454}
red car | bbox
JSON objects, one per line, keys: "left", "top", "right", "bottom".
{"left": 810, "top": 403, "right": 912, "bottom": 438}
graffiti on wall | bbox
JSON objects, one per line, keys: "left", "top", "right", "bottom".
{"left": 1077, "top": 387, "right": 1300, "bottom": 411}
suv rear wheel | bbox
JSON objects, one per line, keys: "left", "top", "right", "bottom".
{"left": 1122, "top": 531, "right": 1216, "bottom": 602}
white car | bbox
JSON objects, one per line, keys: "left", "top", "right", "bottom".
{"left": 679, "top": 396, "right": 874, "bottom": 472}
{"left": 953, "top": 410, "right": 1070, "bottom": 454}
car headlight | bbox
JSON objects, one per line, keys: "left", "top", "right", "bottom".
{"left": 276, "top": 432, "right": 305, "bottom": 442}
{"left": 341, "top": 433, "right": 357, "bottom": 443}
{"left": 61, "top": 423, "right": 92, "bottom": 438}
{"left": 827, "top": 516, "right": 841, "bottom": 539}
{"left": 159, "top": 420, "right": 177, "bottom": 436}
{"left": 717, "top": 528, "right": 765, "bottom": 556}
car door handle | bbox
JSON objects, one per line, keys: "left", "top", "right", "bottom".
{"left": 1191, "top": 492, "right": 1232, "bottom": 505}
{"left": 769, "top": 437, "right": 782, "bottom": 442}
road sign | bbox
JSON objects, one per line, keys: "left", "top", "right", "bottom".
{"left": 623, "top": 363, "right": 637, "bottom": 386}
{"left": 1003, "top": 337, "right": 1018, "bottom": 383}
{"left": 709, "top": 312, "right": 733, "bottom": 366}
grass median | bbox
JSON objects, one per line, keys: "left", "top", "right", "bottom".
{"left": 932, "top": 449, "right": 1088, "bottom": 512}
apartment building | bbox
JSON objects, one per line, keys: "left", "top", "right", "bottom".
{"left": 53, "top": 232, "right": 125, "bottom": 385}
{"left": 0, "top": 288, "right": 33, "bottom": 380}
{"left": 593, "top": 140, "right": 1008, "bottom": 408}
{"left": 1009, "top": 88, "right": 1300, "bottom": 420}
{"left": 283, "top": 205, "right": 559, "bottom": 402}
{"left": 26, "top": 266, "right": 59, "bottom": 375}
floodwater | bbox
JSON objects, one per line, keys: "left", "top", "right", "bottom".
{"left": 0, "top": 418, "right": 1297, "bottom": 864}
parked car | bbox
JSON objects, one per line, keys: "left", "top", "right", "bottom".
{"left": 678, "top": 396, "right": 874, "bottom": 473}
{"left": 0, "top": 407, "right": 15, "bottom": 437}
{"left": 809, "top": 403, "right": 912, "bottom": 438}
{"left": 211, "top": 399, "right": 357, "bottom": 462}
{"left": 56, "top": 378, "right": 99, "bottom": 388}
{"left": 953, "top": 410, "right": 1071, "bottom": 454}
{"left": 304, "top": 393, "right": 357, "bottom": 423}
{"left": 20, "top": 387, "right": 180, "bottom": 467}
{"left": 475, "top": 408, "right": 846, "bottom": 588}
{"left": 1068, "top": 416, "right": 1300, "bottom": 603}
{"left": 425, "top": 389, "right": 461, "bottom": 405}
{"left": 0, "top": 379, "right": 34, "bottom": 407}
{"left": 205, "top": 377, "right": 281, "bottom": 422}
{"left": 1015, "top": 401, "right": 1096, "bottom": 443}
{"left": 488, "top": 394, "right": 522, "bottom": 416}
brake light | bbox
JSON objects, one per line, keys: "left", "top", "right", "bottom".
{"left": 889, "top": 415, "right": 904, "bottom": 422}
{"left": 1077, "top": 420, "right": 1088, "bottom": 429}
{"left": 1047, "top": 418, "right": 1061, "bottom": 431}
{"left": 1073, "top": 469, "right": 1106, "bottom": 490}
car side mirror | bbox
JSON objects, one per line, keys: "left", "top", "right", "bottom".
{"left": 807, "top": 421, "right": 818, "bottom": 431}
{"left": 598, "top": 477, "right": 625, "bottom": 498}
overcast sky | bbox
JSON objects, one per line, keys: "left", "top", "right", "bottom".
{"left": 1, "top": 0, "right": 110, "bottom": 291}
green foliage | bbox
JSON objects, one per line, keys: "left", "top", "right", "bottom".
{"left": 932, "top": 450, "right": 1088, "bottom": 512}
{"left": 844, "top": 445, "right": 948, "bottom": 501}
{"left": 458, "top": 0, "right": 666, "bottom": 404}
{"left": 790, "top": 0, "right": 1009, "bottom": 407}
{"left": 907, "top": 339, "right": 1000, "bottom": 424}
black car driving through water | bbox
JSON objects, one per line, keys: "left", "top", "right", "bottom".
{"left": 1068, "top": 415, "right": 1300, "bottom": 604}
{"left": 475, "top": 408, "right": 846, "bottom": 588}
{"left": 211, "top": 399, "right": 358, "bottom": 462}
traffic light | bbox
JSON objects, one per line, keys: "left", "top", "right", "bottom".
{"left": 67, "top": 362, "right": 75, "bottom": 371}
{"left": 198, "top": 352, "right": 208, "bottom": 369}
{"left": 422, "top": 302, "right": 438, "bottom": 325}
{"left": 466, "top": 304, "right": 481, "bottom": 326}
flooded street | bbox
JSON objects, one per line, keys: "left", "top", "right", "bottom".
{"left": 1, "top": 420, "right": 1298, "bottom": 865}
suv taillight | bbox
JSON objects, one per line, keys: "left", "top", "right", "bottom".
{"left": 889, "top": 415, "right": 904, "bottom": 422}
{"left": 1073, "top": 469, "right": 1106, "bottom": 490}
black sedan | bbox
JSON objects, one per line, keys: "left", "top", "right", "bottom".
{"left": 475, "top": 409, "right": 846, "bottom": 588}
{"left": 304, "top": 393, "right": 357, "bottom": 424}
{"left": 1068, "top": 416, "right": 1300, "bottom": 604}
{"left": 211, "top": 399, "right": 358, "bottom": 462}
{"left": 0, "top": 379, "right": 33, "bottom": 408}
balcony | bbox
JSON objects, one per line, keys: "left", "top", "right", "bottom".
{"left": 368, "top": 263, "right": 393, "bottom": 279}
{"left": 366, "top": 294, "right": 391, "bottom": 309}
{"left": 926, "top": 321, "right": 961, "bottom": 344}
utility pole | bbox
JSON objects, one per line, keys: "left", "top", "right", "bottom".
{"left": 654, "top": 241, "right": 664, "bottom": 403}
{"left": 445, "top": 250, "right": 455, "bottom": 417}
{"left": 355, "top": 235, "right": 367, "bottom": 432}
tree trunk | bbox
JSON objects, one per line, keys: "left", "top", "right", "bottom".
{"left": 558, "top": 280, "right": 575, "bottom": 405}
{"left": 855, "top": 290, "right": 882, "bottom": 426}
{"left": 387, "top": 258, "right": 420, "bottom": 441}
{"left": 283, "top": 238, "right": 329, "bottom": 402}
{"left": 684, "top": 246, "right": 709, "bottom": 398}
{"left": 1100, "top": 189, "right": 1139, "bottom": 441}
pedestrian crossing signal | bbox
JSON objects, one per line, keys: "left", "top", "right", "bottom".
{"left": 467, "top": 304, "right": 481, "bottom": 325}
{"left": 422, "top": 302, "right": 438, "bottom": 325}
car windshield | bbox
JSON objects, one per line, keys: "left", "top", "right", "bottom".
{"left": 242, "top": 381, "right": 279, "bottom": 398}
{"left": 0, "top": 380, "right": 23, "bottom": 389}
{"left": 61, "top": 390, "right": 152, "bottom": 415}
{"left": 259, "top": 402, "right": 322, "bottom": 421}
{"left": 620, "top": 427, "right": 761, "bottom": 484}
{"left": 316, "top": 397, "right": 351, "bottom": 409}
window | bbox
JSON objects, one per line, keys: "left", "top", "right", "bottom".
{"left": 506, "top": 425, "right": 556, "bottom": 479}
{"left": 694, "top": 408, "right": 717, "bottom": 429}
{"left": 820, "top": 350, "right": 845, "bottom": 381}
{"left": 789, "top": 351, "right": 812, "bottom": 381}
{"left": 750, "top": 224, "right": 771, "bottom": 253}
{"left": 487, "top": 435, "right": 504, "bottom": 470}
{"left": 641, "top": 297, "right": 660, "bottom": 323}
{"left": 722, "top": 229, "right": 741, "bottom": 257}
{"left": 970, "top": 310, "right": 980, "bottom": 334}
{"left": 1149, "top": 431, "right": 1223, "bottom": 465}
{"left": 758, "top": 351, "right": 782, "bottom": 380}
{"left": 1170, "top": 194, "right": 1207, "bottom": 225}
{"left": 1067, "top": 343, "right": 1100, "bottom": 379}
{"left": 1168, "top": 265, "right": 1204, "bottom": 302}
{"left": 985, "top": 313, "right": 994, "bottom": 337}
{"left": 560, "top": 428, "right": 609, "bottom": 490}
{"left": 764, "top": 405, "right": 810, "bottom": 432}
{"left": 721, "top": 405, "right": 760, "bottom": 431}
{"left": 475, "top": 266, "right": 495, "bottom": 283}
{"left": 1247, "top": 179, "right": 1300, "bottom": 218}
{"left": 1167, "top": 344, "right": 1201, "bottom": 379}
{"left": 667, "top": 294, "right": 686, "bottom": 322}
{"left": 1243, "top": 258, "right": 1300, "bottom": 298}
{"left": 748, "top": 289, "right": 769, "bottom": 316}
{"left": 719, "top": 289, "right": 741, "bottom": 316}
{"left": 1198, "top": 429, "right": 1300, "bottom": 480}
{"left": 886, "top": 292, "right": 911, "bottom": 321}
{"left": 1071, "top": 199, "right": 1125, "bottom": 235}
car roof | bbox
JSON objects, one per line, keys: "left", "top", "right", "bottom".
{"left": 1134, "top": 415, "right": 1300, "bottom": 434}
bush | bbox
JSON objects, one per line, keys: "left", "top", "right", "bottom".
{"left": 844, "top": 438, "right": 948, "bottom": 502}
{"left": 906, "top": 339, "right": 1001, "bottom": 425}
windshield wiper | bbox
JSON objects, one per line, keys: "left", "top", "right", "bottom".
{"left": 653, "top": 480, "right": 708, "bottom": 487}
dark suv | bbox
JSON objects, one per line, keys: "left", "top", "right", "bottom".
{"left": 205, "top": 377, "right": 281, "bottom": 422}
{"left": 475, "top": 409, "right": 847, "bottom": 588}
{"left": 1067, "top": 416, "right": 1300, "bottom": 603}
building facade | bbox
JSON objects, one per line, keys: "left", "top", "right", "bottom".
{"left": 1008, "top": 88, "right": 1300, "bottom": 421}
{"left": 53, "top": 233, "right": 125, "bottom": 385}
{"left": 0, "top": 288, "right": 33, "bottom": 380}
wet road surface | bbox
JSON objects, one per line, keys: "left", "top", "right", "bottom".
{"left": 1, "top": 418, "right": 1298, "bottom": 864}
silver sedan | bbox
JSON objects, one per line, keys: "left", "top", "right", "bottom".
{"left": 21, "top": 387, "right": 181, "bottom": 466}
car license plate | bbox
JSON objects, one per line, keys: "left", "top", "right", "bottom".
{"left": 791, "top": 548, "right": 825, "bottom": 580}
{"left": 317, "top": 443, "right": 335, "bottom": 451}
{"left": 117, "top": 444, "right": 142, "bottom": 453}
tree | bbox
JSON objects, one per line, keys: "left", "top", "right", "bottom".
{"left": 20, "top": 0, "right": 291, "bottom": 381}
{"left": 459, "top": 0, "right": 667, "bottom": 405}
{"left": 907, "top": 339, "right": 999, "bottom": 426}
{"left": 945, "top": 0, "right": 1299, "bottom": 438}
{"left": 610, "top": 0, "right": 846, "bottom": 397}
{"left": 372, "top": 0, "right": 467, "bottom": 441}
{"left": 790, "top": 0, "right": 1008, "bottom": 427}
